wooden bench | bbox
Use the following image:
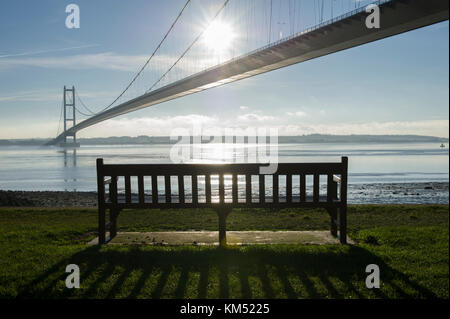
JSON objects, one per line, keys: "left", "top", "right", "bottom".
{"left": 96, "top": 157, "right": 348, "bottom": 246}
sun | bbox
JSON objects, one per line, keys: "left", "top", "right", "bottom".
{"left": 203, "top": 21, "right": 235, "bottom": 53}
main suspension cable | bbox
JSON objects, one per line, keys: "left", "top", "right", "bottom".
{"left": 75, "top": 91, "right": 96, "bottom": 115}
{"left": 90, "top": 0, "right": 192, "bottom": 115}
{"left": 146, "top": 0, "right": 231, "bottom": 93}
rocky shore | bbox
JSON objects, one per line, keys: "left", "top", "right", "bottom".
{"left": 0, "top": 190, "right": 97, "bottom": 207}
{"left": 0, "top": 182, "right": 448, "bottom": 207}
{"left": 348, "top": 182, "right": 448, "bottom": 205}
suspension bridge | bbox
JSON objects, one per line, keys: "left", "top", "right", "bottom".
{"left": 47, "top": 0, "right": 449, "bottom": 147}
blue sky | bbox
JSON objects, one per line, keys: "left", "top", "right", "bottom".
{"left": 0, "top": 0, "right": 448, "bottom": 139}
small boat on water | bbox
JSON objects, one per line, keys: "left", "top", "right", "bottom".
{"left": 440, "top": 143, "right": 445, "bottom": 148}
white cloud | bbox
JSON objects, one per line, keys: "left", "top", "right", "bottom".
{"left": 0, "top": 52, "right": 220, "bottom": 74}
{"left": 286, "top": 111, "right": 307, "bottom": 117}
{"left": 236, "top": 113, "right": 276, "bottom": 123}
{"left": 0, "top": 90, "right": 59, "bottom": 103}
{"left": 0, "top": 52, "right": 149, "bottom": 72}
{"left": 0, "top": 44, "right": 100, "bottom": 59}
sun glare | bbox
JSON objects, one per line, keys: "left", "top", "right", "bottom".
{"left": 203, "top": 21, "right": 235, "bottom": 53}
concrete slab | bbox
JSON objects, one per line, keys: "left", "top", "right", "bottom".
{"left": 88, "top": 231, "right": 354, "bottom": 246}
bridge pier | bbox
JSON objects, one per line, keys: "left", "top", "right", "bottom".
{"left": 60, "top": 86, "right": 80, "bottom": 148}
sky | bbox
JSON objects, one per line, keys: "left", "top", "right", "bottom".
{"left": 0, "top": 0, "right": 448, "bottom": 139}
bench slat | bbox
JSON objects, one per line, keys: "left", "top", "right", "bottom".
{"left": 232, "top": 174, "right": 238, "bottom": 204}
{"left": 246, "top": 174, "right": 252, "bottom": 204}
{"left": 165, "top": 175, "right": 171, "bottom": 203}
{"left": 219, "top": 174, "right": 225, "bottom": 204}
{"left": 101, "top": 162, "right": 346, "bottom": 176}
{"left": 300, "top": 174, "right": 306, "bottom": 202}
{"left": 152, "top": 175, "right": 158, "bottom": 204}
{"left": 327, "top": 174, "right": 333, "bottom": 203}
{"left": 205, "top": 174, "right": 211, "bottom": 204}
{"left": 111, "top": 176, "right": 118, "bottom": 205}
{"left": 192, "top": 175, "right": 198, "bottom": 204}
{"left": 125, "top": 175, "right": 131, "bottom": 204}
{"left": 259, "top": 175, "right": 265, "bottom": 204}
{"left": 286, "top": 174, "right": 292, "bottom": 203}
{"left": 273, "top": 175, "right": 279, "bottom": 203}
{"left": 313, "top": 174, "right": 320, "bottom": 203}
{"left": 178, "top": 175, "right": 185, "bottom": 204}
{"left": 138, "top": 176, "right": 145, "bottom": 204}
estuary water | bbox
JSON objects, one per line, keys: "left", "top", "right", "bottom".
{"left": 0, "top": 142, "right": 448, "bottom": 204}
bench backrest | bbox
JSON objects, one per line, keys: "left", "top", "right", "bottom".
{"left": 97, "top": 157, "right": 348, "bottom": 210}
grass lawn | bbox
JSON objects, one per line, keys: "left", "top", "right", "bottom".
{"left": 0, "top": 205, "right": 448, "bottom": 299}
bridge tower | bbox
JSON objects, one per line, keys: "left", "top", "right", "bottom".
{"left": 60, "top": 85, "right": 80, "bottom": 148}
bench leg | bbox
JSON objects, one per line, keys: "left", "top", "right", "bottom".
{"left": 216, "top": 207, "right": 231, "bottom": 248}
{"left": 329, "top": 208, "right": 338, "bottom": 237}
{"left": 339, "top": 206, "right": 347, "bottom": 244}
{"left": 109, "top": 208, "right": 119, "bottom": 239}
{"left": 98, "top": 207, "right": 106, "bottom": 245}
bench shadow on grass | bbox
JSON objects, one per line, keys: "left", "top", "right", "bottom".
{"left": 18, "top": 245, "right": 436, "bottom": 299}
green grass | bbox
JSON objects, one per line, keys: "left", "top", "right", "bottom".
{"left": 0, "top": 205, "right": 448, "bottom": 299}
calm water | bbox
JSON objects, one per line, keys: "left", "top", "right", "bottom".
{"left": 0, "top": 143, "right": 448, "bottom": 195}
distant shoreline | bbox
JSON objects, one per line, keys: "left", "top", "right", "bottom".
{"left": 0, "top": 134, "right": 448, "bottom": 146}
